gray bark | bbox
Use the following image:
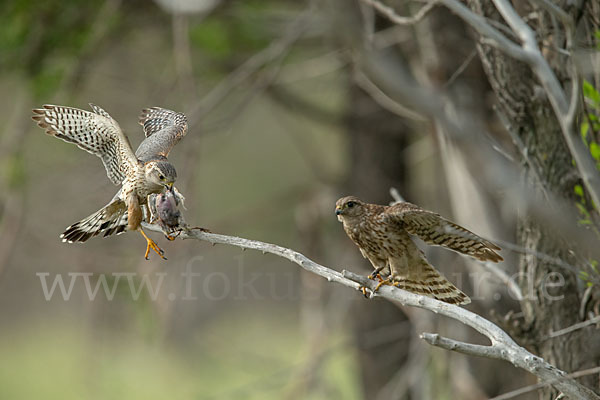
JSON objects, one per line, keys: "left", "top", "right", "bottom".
{"left": 468, "top": 1, "right": 600, "bottom": 397}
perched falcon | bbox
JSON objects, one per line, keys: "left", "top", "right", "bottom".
{"left": 32, "top": 104, "right": 188, "bottom": 260}
{"left": 335, "top": 196, "right": 503, "bottom": 305}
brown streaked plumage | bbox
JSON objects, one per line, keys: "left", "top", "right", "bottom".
{"left": 32, "top": 104, "right": 188, "bottom": 260}
{"left": 335, "top": 196, "right": 503, "bottom": 305}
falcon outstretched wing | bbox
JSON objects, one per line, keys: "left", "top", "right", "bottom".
{"left": 32, "top": 104, "right": 138, "bottom": 185}
{"left": 384, "top": 203, "right": 503, "bottom": 262}
{"left": 135, "top": 107, "right": 188, "bottom": 161}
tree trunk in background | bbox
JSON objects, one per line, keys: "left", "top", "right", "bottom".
{"left": 468, "top": 1, "right": 600, "bottom": 398}
{"left": 345, "top": 83, "right": 414, "bottom": 398}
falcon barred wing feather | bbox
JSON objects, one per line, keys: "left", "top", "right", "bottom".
{"left": 89, "top": 103, "right": 113, "bottom": 119}
{"left": 61, "top": 199, "right": 128, "bottom": 243}
{"left": 135, "top": 107, "right": 188, "bottom": 160}
{"left": 31, "top": 104, "right": 138, "bottom": 185}
{"left": 385, "top": 203, "right": 503, "bottom": 262}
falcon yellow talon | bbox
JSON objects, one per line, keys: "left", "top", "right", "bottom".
{"left": 368, "top": 266, "right": 385, "bottom": 281}
{"left": 367, "top": 273, "right": 384, "bottom": 282}
{"left": 373, "top": 278, "right": 392, "bottom": 293}
{"left": 360, "top": 286, "right": 370, "bottom": 298}
{"left": 140, "top": 228, "right": 167, "bottom": 260}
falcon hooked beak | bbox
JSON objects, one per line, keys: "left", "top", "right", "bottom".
{"left": 335, "top": 206, "right": 343, "bottom": 216}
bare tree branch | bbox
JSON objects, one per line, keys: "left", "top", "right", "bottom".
{"left": 362, "top": 0, "right": 600, "bottom": 214}
{"left": 481, "top": 261, "right": 523, "bottom": 301}
{"left": 186, "top": 8, "right": 313, "bottom": 127}
{"left": 547, "top": 315, "right": 600, "bottom": 339}
{"left": 453, "top": 0, "right": 600, "bottom": 211}
{"left": 141, "top": 222, "right": 600, "bottom": 399}
{"left": 443, "top": 48, "right": 477, "bottom": 88}
{"left": 420, "top": 332, "right": 502, "bottom": 358}
{"left": 353, "top": 69, "right": 427, "bottom": 121}
{"left": 343, "top": 271, "right": 599, "bottom": 400}
{"left": 489, "top": 366, "right": 600, "bottom": 400}
{"left": 359, "top": 0, "right": 438, "bottom": 26}
{"left": 436, "top": 0, "right": 532, "bottom": 62}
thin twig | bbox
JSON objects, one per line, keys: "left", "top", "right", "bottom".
{"left": 489, "top": 366, "right": 600, "bottom": 400}
{"left": 420, "top": 333, "right": 502, "bottom": 358}
{"left": 493, "top": 106, "right": 550, "bottom": 201}
{"left": 186, "top": 8, "right": 313, "bottom": 127}
{"left": 493, "top": 237, "right": 600, "bottom": 285}
{"left": 481, "top": 261, "right": 523, "bottom": 301}
{"left": 389, "top": 187, "right": 406, "bottom": 203}
{"left": 353, "top": 69, "right": 427, "bottom": 121}
{"left": 547, "top": 315, "right": 600, "bottom": 339}
{"left": 360, "top": 0, "right": 438, "bottom": 25}
{"left": 443, "top": 49, "right": 477, "bottom": 88}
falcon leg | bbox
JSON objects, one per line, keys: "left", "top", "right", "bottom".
{"left": 360, "top": 276, "right": 397, "bottom": 298}
{"left": 139, "top": 228, "right": 167, "bottom": 260}
{"left": 360, "top": 286, "right": 370, "bottom": 298}
{"left": 367, "top": 266, "right": 385, "bottom": 280}
{"left": 373, "top": 278, "right": 393, "bottom": 293}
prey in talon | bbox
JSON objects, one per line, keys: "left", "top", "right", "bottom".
{"left": 151, "top": 187, "right": 185, "bottom": 240}
{"left": 335, "top": 196, "right": 503, "bottom": 305}
{"left": 32, "top": 104, "right": 189, "bottom": 260}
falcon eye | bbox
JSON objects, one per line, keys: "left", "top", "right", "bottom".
{"left": 347, "top": 201, "right": 355, "bottom": 208}
{"left": 159, "top": 174, "right": 165, "bottom": 180}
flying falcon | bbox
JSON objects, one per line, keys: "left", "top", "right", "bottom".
{"left": 32, "top": 104, "right": 188, "bottom": 260}
{"left": 335, "top": 196, "right": 503, "bottom": 305}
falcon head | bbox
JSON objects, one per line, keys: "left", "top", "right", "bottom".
{"left": 145, "top": 160, "right": 177, "bottom": 190}
{"left": 335, "top": 196, "right": 365, "bottom": 221}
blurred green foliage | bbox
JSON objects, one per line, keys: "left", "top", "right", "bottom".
{"left": 0, "top": 0, "right": 110, "bottom": 97}
{"left": 1, "top": 153, "right": 26, "bottom": 189}
{"left": 0, "top": 312, "right": 360, "bottom": 400}
{"left": 577, "top": 76, "right": 600, "bottom": 286}
{"left": 578, "top": 79, "right": 600, "bottom": 208}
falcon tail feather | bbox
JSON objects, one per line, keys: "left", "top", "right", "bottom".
{"left": 61, "top": 201, "right": 128, "bottom": 243}
{"left": 393, "top": 266, "right": 471, "bottom": 305}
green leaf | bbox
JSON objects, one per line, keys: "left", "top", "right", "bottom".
{"left": 590, "top": 141, "right": 600, "bottom": 161}
{"left": 583, "top": 80, "right": 600, "bottom": 105}
{"left": 581, "top": 121, "right": 589, "bottom": 142}
{"left": 574, "top": 184, "right": 584, "bottom": 198}
{"left": 580, "top": 270, "right": 589, "bottom": 281}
